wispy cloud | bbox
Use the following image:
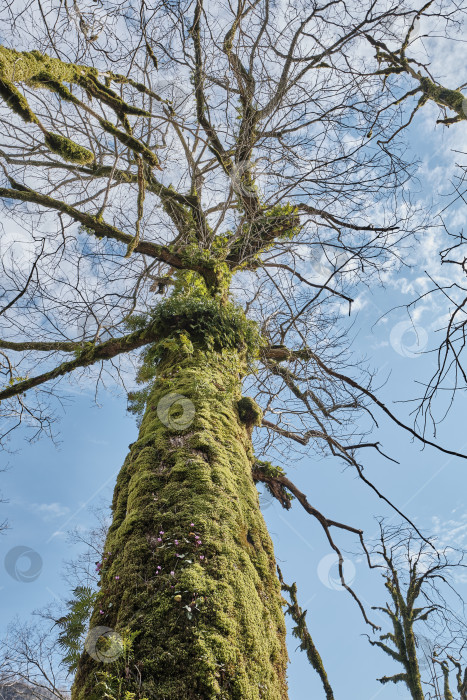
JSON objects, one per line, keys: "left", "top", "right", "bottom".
{"left": 28, "top": 501, "right": 70, "bottom": 521}
{"left": 431, "top": 511, "right": 467, "bottom": 550}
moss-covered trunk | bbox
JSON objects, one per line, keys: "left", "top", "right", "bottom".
{"left": 71, "top": 308, "right": 288, "bottom": 699}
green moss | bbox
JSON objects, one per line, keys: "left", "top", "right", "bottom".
{"left": 28, "top": 71, "right": 82, "bottom": 104}
{"left": 100, "top": 120, "right": 160, "bottom": 168}
{"left": 229, "top": 203, "right": 300, "bottom": 265}
{"left": 0, "top": 46, "right": 81, "bottom": 85}
{"left": 253, "top": 459, "right": 286, "bottom": 480}
{"left": 279, "top": 575, "right": 334, "bottom": 699}
{"left": 237, "top": 396, "right": 263, "bottom": 429}
{"left": 44, "top": 132, "right": 94, "bottom": 164}
{"left": 419, "top": 76, "right": 465, "bottom": 114}
{"left": 125, "top": 293, "right": 262, "bottom": 421}
{"left": 82, "top": 74, "right": 151, "bottom": 118}
{"left": 0, "top": 62, "right": 97, "bottom": 161}
{"left": 0, "top": 77, "right": 38, "bottom": 123}
{"left": 147, "top": 295, "right": 260, "bottom": 354}
{"left": 0, "top": 47, "right": 158, "bottom": 165}
{"left": 252, "top": 460, "right": 294, "bottom": 511}
{"left": 71, "top": 342, "right": 288, "bottom": 699}
{"left": 179, "top": 242, "right": 233, "bottom": 294}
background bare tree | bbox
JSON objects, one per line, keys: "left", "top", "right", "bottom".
{"left": 0, "top": 618, "right": 70, "bottom": 700}
{"left": 368, "top": 524, "right": 467, "bottom": 699}
{"left": 360, "top": 0, "right": 467, "bottom": 435}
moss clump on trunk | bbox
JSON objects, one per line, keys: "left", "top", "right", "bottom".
{"left": 71, "top": 310, "right": 288, "bottom": 699}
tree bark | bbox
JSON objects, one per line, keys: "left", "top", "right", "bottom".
{"left": 71, "top": 316, "right": 288, "bottom": 699}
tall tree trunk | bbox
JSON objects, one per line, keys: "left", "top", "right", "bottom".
{"left": 71, "top": 300, "right": 289, "bottom": 699}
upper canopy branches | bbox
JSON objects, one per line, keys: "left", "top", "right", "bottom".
{"left": 0, "top": 0, "right": 420, "bottom": 274}
{"left": 365, "top": 31, "right": 467, "bottom": 129}
{"left": 0, "top": 44, "right": 311, "bottom": 285}
{"left": 0, "top": 0, "right": 465, "bottom": 444}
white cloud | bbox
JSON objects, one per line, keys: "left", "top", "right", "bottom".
{"left": 29, "top": 501, "right": 70, "bottom": 521}
{"left": 431, "top": 512, "right": 467, "bottom": 550}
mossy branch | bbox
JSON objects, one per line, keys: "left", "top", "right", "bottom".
{"left": 377, "top": 672, "right": 409, "bottom": 685}
{"left": 364, "top": 33, "right": 467, "bottom": 125}
{"left": 441, "top": 656, "right": 467, "bottom": 699}
{"left": 433, "top": 659, "right": 454, "bottom": 700}
{"left": 0, "top": 324, "right": 161, "bottom": 401}
{"left": 226, "top": 204, "right": 301, "bottom": 266}
{"left": 125, "top": 157, "right": 146, "bottom": 257}
{"left": 0, "top": 46, "right": 164, "bottom": 167}
{"left": 368, "top": 637, "right": 404, "bottom": 663}
{"left": 418, "top": 76, "right": 466, "bottom": 121}
{"left": 0, "top": 339, "right": 81, "bottom": 352}
{"left": 252, "top": 460, "right": 293, "bottom": 509}
{"left": 0, "top": 154, "right": 196, "bottom": 232}
{"left": 0, "top": 186, "right": 184, "bottom": 267}
{"left": 367, "top": 541, "right": 430, "bottom": 700}
{"left": 277, "top": 567, "right": 335, "bottom": 700}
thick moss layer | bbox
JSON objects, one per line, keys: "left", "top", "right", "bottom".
{"left": 44, "top": 132, "right": 94, "bottom": 164}
{"left": 0, "top": 46, "right": 84, "bottom": 85}
{"left": 237, "top": 396, "right": 263, "bottom": 430}
{"left": 72, "top": 343, "right": 288, "bottom": 699}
